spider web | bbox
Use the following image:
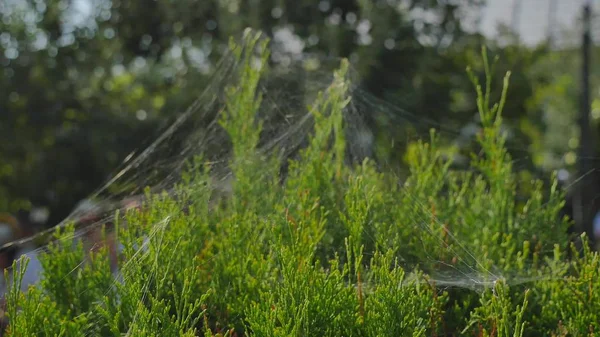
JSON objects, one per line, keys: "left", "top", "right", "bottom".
{"left": 0, "top": 29, "right": 578, "bottom": 333}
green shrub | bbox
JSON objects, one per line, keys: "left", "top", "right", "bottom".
{"left": 4, "top": 30, "right": 597, "bottom": 337}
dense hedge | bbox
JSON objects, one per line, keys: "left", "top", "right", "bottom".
{"left": 4, "top": 31, "right": 598, "bottom": 337}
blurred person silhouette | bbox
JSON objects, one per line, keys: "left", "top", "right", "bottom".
{"left": 0, "top": 212, "right": 43, "bottom": 296}
{"left": 74, "top": 199, "right": 121, "bottom": 274}
{"left": 84, "top": 221, "right": 120, "bottom": 273}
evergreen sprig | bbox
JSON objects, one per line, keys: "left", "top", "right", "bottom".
{"left": 3, "top": 32, "right": 595, "bottom": 337}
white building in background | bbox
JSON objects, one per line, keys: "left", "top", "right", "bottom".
{"left": 479, "top": 0, "right": 595, "bottom": 48}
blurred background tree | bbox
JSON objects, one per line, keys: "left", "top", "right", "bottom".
{"left": 0, "top": 0, "right": 595, "bottom": 230}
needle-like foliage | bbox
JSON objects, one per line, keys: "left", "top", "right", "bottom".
{"left": 3, "top": 31, "right": 598, "bottom": 337}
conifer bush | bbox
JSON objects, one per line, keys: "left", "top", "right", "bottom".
{"left": 4, "top": 30, "right": 599, "bottom": 336}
